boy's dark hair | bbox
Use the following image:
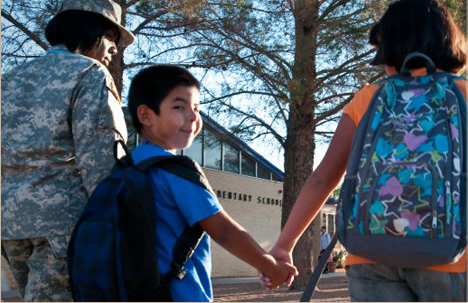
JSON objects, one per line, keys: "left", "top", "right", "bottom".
{"left": 371, "top": 0, "right": 467, "bottom": 73}
{"left": 128, "top": 65, "right": 201, "bottom": 134}
{"left": 45, "top": 10, "right": 120, "bottom": 53}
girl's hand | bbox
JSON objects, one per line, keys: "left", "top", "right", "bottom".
{"left": 259, "top": 245, "right": 297, "bottom": 289}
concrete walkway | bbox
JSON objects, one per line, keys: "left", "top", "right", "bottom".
{"left": 1, "top": 273, "right": 347, "bottom": 301}
{"left": 212, "top": 271, "right": 346, "bottom": 285}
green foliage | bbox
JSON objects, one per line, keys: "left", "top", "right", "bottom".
{"left": 441, "top": 0, "right": 467, "bottom": 30}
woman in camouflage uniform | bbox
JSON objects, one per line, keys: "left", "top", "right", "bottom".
{"left": 1, "top": 0, "right": 135, "bottom": 301}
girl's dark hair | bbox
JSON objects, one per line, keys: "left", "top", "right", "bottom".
{"left": 371, "top": 0, "right": 467, "bottom": 73}
{"left": 45, "top": 10, "right": 120, "bottom": 53}
{"left": 368, "top": 22, "right": 380, "bottom": 48}
{"left": 128, "top": 65, "right": 201, "bottom": 134}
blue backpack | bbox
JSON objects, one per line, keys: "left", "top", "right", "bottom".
{"left": 336, "top": 53, "right": 467, "bottom": 268}
{"left": 67, "top": 141, "right": 212, "bottom": 301}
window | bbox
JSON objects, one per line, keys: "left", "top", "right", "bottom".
{"left": 327, "top": 214, "right": 335, "bottom": 236}
{"left": 257, "top": 165, "right": 271, "bottom": 180}
{"left": 272, "top": 174, "right": 282, "bottom": 181}
{"left": 184, "top": 132, "right": 203, "bottom": 164}
{"left": 204, "top": 129, "right": 222, "bottom": 169}
{"left": 224, "top": 144, "right": 239, "bottom": 173}
{"left": 241, "top": 154, "right": 256, "bottom": 177}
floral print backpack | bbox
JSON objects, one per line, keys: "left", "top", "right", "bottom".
{"left": 337, "top": 52, "right": 467, "bottom": 268}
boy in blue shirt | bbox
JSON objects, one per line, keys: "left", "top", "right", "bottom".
{"left": 127, "top": 65, "right": 297, "bottom": 302}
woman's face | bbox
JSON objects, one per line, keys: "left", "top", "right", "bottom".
{"left": 82, "top": 27, "right": 118, "bottom": 66}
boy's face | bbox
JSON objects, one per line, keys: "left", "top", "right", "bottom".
{"left": 140, "top": 85, "right": 202, "bottom": 152}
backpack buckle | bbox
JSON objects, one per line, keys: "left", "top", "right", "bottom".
{"left": 174, "top": 268, "right": 186, "bottom": 279}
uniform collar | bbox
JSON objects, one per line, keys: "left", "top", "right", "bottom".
{"left": 47, "top": 44, "right": 71, "bottom": 55}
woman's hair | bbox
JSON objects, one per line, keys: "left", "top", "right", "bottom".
{"left": 371, "top": 0, "right": 467, "bottom": 73}
{"left": 45, "top": 10, "right": 120, "bottom": 53}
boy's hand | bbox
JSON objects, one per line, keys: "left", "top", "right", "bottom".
{"left": 259, "top": 246, "right": 297, "bottom": 289}
{"left": 260, "top": 254, "right": 298, "bottom": 290}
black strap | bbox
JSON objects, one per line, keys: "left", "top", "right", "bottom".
{"left": 113, "top": 139, "right": 133, "bottom": 168}
{"left": 134, "top": 152, "right": 210, "bottom": 284}
{"left": 300, "top": 234, "right": 338, "bottom": 302}
{"left": 400, "top": 52, "right": 436, "bottom": 76}
{"left": 136, "top": 155, "right": 215, "bottom": 195}
{"left": 113, "top": 141, "right": 212, "bottom": 286}
{"left": 163, "top": 224, "right": 205, "bottom": 283}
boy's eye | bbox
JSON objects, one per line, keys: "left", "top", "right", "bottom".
{"left": 174, "top": 106, "right": 184, "bottom": 110}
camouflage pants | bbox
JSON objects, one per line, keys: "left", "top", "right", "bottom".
{"left": 1, "top": 236, "right": 72, "bottom": 302}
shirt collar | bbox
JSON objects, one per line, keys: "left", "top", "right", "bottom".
{"left": 131, "top": 141, "right": 175, "bottom": 165}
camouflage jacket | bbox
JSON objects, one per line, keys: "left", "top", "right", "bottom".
{"left": 1, "top": 45, "right": 127, "bottom": 239}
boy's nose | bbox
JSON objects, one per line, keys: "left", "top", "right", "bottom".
{"left": 188, "top": 109, "right": 197, "bottom": 121}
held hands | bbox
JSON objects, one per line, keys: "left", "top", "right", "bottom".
{"left": 259, "top": 246, "right": 298, "bottom": 290}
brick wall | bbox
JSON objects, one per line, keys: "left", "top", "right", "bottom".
{"left": 203, "top": 169, "right": 283, "bottom": 278}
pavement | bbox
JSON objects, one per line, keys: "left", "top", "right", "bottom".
{"left": 212, "top": 271, "right": 346, "bottom": 285}
{"left": 212, "top": 271, "right": 349, "bottom": 302}
{"left": 1, "top": 272, "right": 347, "bottom": 302}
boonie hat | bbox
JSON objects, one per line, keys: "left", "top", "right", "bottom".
{"left": 57, "top": 0, "right": 135, "bottom": 47}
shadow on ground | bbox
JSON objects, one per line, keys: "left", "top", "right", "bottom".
{"left": 213, "top": 276, "right": 350, "bottom": 302}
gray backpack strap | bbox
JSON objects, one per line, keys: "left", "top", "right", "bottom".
{"left": 400, "top": 52, "right": 436, "bottom": 76}
{"left": 300, "top": 234, "right": 339, "bottom": 302}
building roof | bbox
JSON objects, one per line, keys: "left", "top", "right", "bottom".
{"left": 200, "top": 112, "right": 284, "bottom": 180}
{"left": 121, "top": 106, "right": 284, "bottom": 180}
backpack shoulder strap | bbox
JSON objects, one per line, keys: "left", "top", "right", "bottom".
{"left": 113, "top": 139, "right": 134, "bottom": 169}
{"left": 135, "top": 155, "right": 215, "bottom": 195}
{"left": 134, "top": 154, "right": 210, "bottom": 285}
{"left": 163, "top": 224, "right": 205, "bottom": 282}
{"left": 346, "top": 83, "right": 386, "bottom": 175}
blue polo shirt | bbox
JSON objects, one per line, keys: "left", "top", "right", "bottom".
{"left": 131, "top": 141, "right": 223, "bottom": 302}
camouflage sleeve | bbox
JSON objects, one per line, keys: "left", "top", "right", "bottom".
{"left": 71, "top": 65, "right": 127, "bottom": 196}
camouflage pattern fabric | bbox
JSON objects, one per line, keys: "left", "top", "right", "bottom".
{"left": 1, "top": 44, "right": 127, "bottom": 240}
{"left": 2, "top": 237, "right": 73, "bottom": 301}
{"left": 57, "top": 0, "right": 135, "bottom": 47}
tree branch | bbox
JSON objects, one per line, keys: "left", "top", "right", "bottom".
{"left": 1, "top": 10, "right": 48, "bottom": 50}
{"left": 315, "top": 70, "right": 385, "bottom": 121}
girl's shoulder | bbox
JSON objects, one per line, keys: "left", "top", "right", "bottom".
{"left": 343, "top": 83, "right": 381, "bottom": 126}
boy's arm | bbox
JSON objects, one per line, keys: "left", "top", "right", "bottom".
{"left": 198, "top": 210, "right": 298, "bottom": 289}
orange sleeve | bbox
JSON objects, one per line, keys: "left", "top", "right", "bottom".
{"left": 342, "top": 84, "right": 381, "bottom": 126}
{"left": 455, "top": 78, "right": 467, "bottom": 102}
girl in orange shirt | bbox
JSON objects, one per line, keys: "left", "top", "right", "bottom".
{"left": 261, "top": 0, "right": 467, "bottom": 301}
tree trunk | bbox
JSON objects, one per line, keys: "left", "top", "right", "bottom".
{"left": 281, "top": 0, "right": 320, "bottom": 290}
{"left": 108, "top": 48, "right": 125, "bottom": 96}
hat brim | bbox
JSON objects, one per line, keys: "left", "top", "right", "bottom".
{"left": 114, "top": 22, "right": 135, "bottom": 47}
{"left": 55, "top": 7, "right": 135, "bottom": 47}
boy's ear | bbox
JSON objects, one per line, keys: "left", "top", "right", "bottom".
{"left": 137, "top": 105, "right": 154, "bottom": 127}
